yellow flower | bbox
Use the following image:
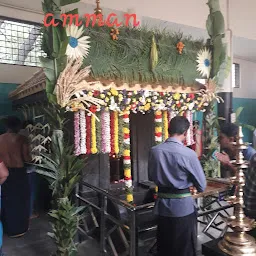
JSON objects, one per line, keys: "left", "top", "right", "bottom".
{"left": 159, "top": 99, "right": 163, "bottom": 103}
{"left": 123, "top": 149, "right": 130, "bottom": 157}
{"left": 100, "top": 94, "right": 105, "bottom": 99}
{"left": 107, "top": 92, "right": 111, "bottom": 96}
{"left": 126, "top": 194, "right": 133, "bottom": 203}
{"left": 155, "top": 127, "right": 162, "bottom": 133}
{"left": 110, "top": 88, "right": 118, "bottom": 96}
{"left": 124, "top": 169, "right": 131, "bottom": 178}
{"left": 147, "top": 99, "right": 152, "bottom": 103}
{"left": 132, "top": 98, "right": 136, "bottom": 103}
{"left": 173, "top": 93, "right": 181, "bottom": 100}
{"left": 123, "top": 127, "right": 130, "bottom": 134}
{"left": 91, "top": 148, "right": 98, "bottom": 154}
{"left": 144, "top": 103, "right": 151, "bottom": 111}
{"left": 88, "top": 91, "right": 93, "bottom": 96}
{"left": 105, "top": 97, "right": 109, "bottom": 102}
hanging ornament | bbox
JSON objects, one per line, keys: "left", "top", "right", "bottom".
{"left": 176, "top": 41, "right": 185, "bottom": 54}
{"left": 150, "top": 35, "right": 158, "bottom": 70}
{"left": 110, "top": 28, "right": 119, "bottom": 40}
{"left": 196, "top": 48, "right": 212, "bottom": 79}
{"left": 66, "top": 24, "right": 91, "bottom": 60}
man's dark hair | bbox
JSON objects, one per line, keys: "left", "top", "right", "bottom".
{"left": 168, "top": 116, "right": 190, "bottom": 135}
{"left": 220, "top": 123, "right": 239, "bottom": 138}
{"left": 4, "top": 116, "right": 21, "bottom": 133}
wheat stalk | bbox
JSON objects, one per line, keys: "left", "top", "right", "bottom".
{"left": 56, "top": 58, "right": 104, "bottom": 113}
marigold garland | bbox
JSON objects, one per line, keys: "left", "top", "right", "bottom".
{"left": 91, "top": 114, "right": 97, "bottom": 154}
{"left": 114, "top": 111, "right": 119, "bottom": 155}
{"left": 163, "top": 110, "right": 169, "bottom": 140}
{"left": 86, "top": 115, "right": 91, "bottom": 154}
{"left": 155, "top": 110, "right": 163, "bottom": 144}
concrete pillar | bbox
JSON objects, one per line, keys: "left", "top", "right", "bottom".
{"left": 218, "top": 0, "right": 233, "bottom": 124}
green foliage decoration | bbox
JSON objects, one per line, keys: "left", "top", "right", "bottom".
{"left": 201, "top": 0, "right": 229, "bottom": 178}
{"left": 49, "top": 198, "right": 84, "bottom": 256}
{"left": 82, "top": 25, "right": 205, "bottom": 87}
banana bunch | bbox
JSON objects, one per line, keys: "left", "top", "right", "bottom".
{"left": 150, "top": 35, "right": 158, "bottom": 71}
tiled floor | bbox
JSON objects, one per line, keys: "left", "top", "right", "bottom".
{"left": 2, "top": 203, "right": 232, "bottom": 256}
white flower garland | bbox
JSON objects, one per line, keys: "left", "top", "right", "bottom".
{"left": 80, "top": 110, "right": 86, "bottom": 154}
{"left": 101, "top": 110, "right": 111, "bottom": 153}
{"left": 185, "top": 110, "right": 195, "bottom": 146}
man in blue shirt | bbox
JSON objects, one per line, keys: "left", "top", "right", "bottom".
{"left": 149, "top": 116, "right": 207, "bottom": 256}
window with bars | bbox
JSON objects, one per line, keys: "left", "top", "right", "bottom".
{"left": 0, "top": 17, "right": 45, "bottom": 67}
{"left": 232, "top": 63, "right": 240, "bottom": 88}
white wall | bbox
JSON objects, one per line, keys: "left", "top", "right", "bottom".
{"left": 1, "top": 0, "right": 256, "bottom": 41}
{"left": 233, "top": 58, "right": 256, "bottom": 99}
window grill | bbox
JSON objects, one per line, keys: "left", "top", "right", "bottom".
{"left": 232, "top": 63, "right": 240, "bottom": 88}
{"left": 0, "top": 17, "right": 45, "bottom": 67}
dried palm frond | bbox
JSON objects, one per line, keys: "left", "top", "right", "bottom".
{"left": 55, "top": 58, "right": 104, "bottom": 114}
{"left": 199, "top": 79, "right": 224, "bottom": 104}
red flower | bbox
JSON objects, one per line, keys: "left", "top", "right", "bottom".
{"left": 189, "top": 93, "right": 195, "bottom": 100}
{"left": 155, "top": 132, "right": 162, "bottom": 137}
{"left": 124, "top": 134, "right": 130, "bottom": 139}
{"left": 93, "top": 90, "right": 100, "bottom": 97}
{"left": 159, "top": 92, "right": 164, "bottom": 96}
{"left": 89, "top": 105, "right": 97, "bottom": 113}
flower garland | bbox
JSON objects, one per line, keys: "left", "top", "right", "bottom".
{"left": 155, "top": 110, "right": 163, "bottom": 144}
{"left": 74, "top": 111, "right": 81, "bottom": 156}
{"left": 91, "top": 114, "right": 97, "bottom": 154}
{"left": 86, "top": 115, "right": 91, "bottom": 154}
{"left": 80, "top": 110, "right": 86, "bottom": 154}
{"left": 123, "top": 111, "right": 133, "bottom": 203}
{"left": 163, "top": 110, "right": 169, "bottom": 140}
{"left": 70, "top": 89, "right": 207, "bottom": 114}
{"left": 110, "top": 111, "right": 115, "bottom": 156}
{"left": 114, "top": 111, "right": 119, "bottom": 155}
{"left": 96, "top": 111, "right": 101, "bottom": 153}
{"left": 118, "top": 114, "right": 124, "bottom": 156}
{"left": 185, "top": 111, "right": 195, "bottom": 146}
{"left": 101, "top": 110, "right": 111, "bottom": 153}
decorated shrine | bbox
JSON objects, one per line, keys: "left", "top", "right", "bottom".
{"left": 9, "top": 0, "right": 229, "bottom": 205}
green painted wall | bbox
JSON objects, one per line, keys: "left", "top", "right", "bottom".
{"left": 0, "top": 83, "right": 18, "bottom": 133}
{"left": 233, "top": 98, "right": 256, "bottom": 143}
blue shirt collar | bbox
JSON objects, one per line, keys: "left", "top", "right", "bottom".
{"left": 166, "top": 137, "right": 183, "bottom": 145}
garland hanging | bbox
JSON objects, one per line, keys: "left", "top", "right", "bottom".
{"left": 110, "top": 111, "right": 115, "bottom": 156}
{"left": 86, "top": 115, "right": 91, "bottom": 154}
{"left": 155, "top": 110, "right": 163, "bottom": 144}
{"left": 101, "top": 110, "right": 111, "bottom": 153}
{"left": 91, "top": 114, "right": 97, "bottom": 154}
{"left": 113, "top": 111, "right": 119, "bottom": 155}
{"left": 80, "top": 110, "right": 86, "bottom": 154}
{"left": 122, "top": 111, "right": 133, "bottom": 203}
{"left": 74, "top": 111, "right": 81, "bottom": 156}
{"left": 70, "top": 89, "right": 207, "bottom": 114}
{"left": 163, "top": 110, "right": 169, "bottom": 140}
{"left": 96, "top": 111, "right": 101, "bottom": 153}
